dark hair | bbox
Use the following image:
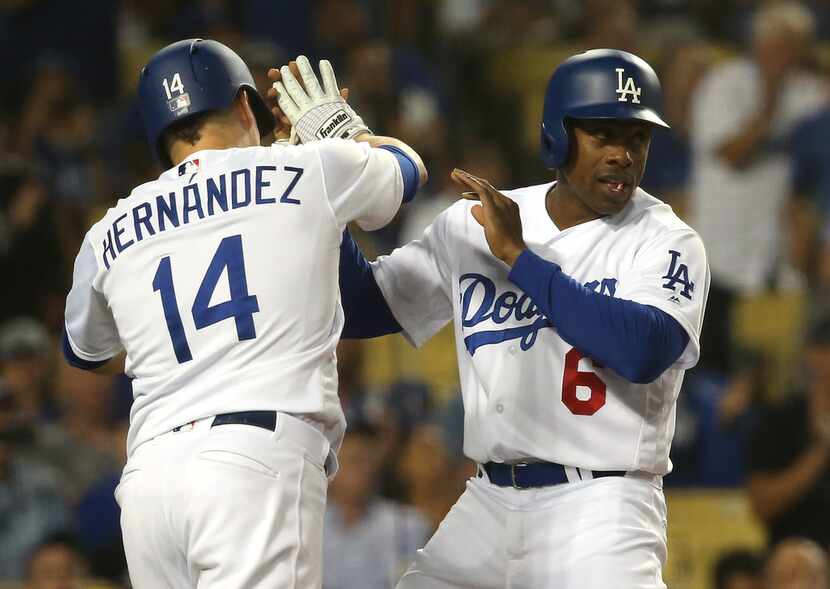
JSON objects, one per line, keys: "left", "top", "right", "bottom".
{"left": 159, "top": 110, "right": 216, "bottom": 165}
{"left": 713, "top": 548, "right": 762, "bottom": 589}
{"left": 158, "top": 88, "right": 251, "bottom": 166}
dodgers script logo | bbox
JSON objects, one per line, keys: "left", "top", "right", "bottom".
{"left": 460, "top": 274, "right": 617, "bottom": 355}
{"left": 615, "top": 68, "right": 641, "bottom": 104}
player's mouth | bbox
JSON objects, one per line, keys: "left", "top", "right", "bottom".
{"left": 597, "top": 174, "right": 634, "bottom": 200}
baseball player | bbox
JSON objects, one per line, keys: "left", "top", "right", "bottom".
{"left": 336, "top": 49, "right": 710, "bottom": 588}
{"left": 62, "top": 39, "right": 426, "bottom": 588}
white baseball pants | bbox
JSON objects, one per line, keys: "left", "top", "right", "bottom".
{"left": 116, "top": 413, "right": 330, "bottom": 588}
{"left": 397, "top": 470, "right": 667, "bottom": 589}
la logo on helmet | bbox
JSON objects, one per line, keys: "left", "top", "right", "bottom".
{"left": 615, "top": 68, "right": 641, "bottom": 104}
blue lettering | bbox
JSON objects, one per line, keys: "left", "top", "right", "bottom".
{"left": 515, "top": 294, "right": 537, "bottom": 320}
{"left": 183, "top": 183, "right": 205, "bottom": 224}
{"left": 459, "top": 273, "right": 552, "bottom": 354}
{"left": 231, "top": 169, "right": 251, "bottom": 209}
{"left": 280, "top": 166, "right": 303, "bottom": 204}
{"left": 206, "top": 175, "right": 228, "bottom": 215}
{"left": 113, "top": 213, "right": 134, "bottom": 253}
{"left": 460, "top": 274, "right": 495, "bottom": 327}
{"left": 492, "top": 291, "right": 517, "bottom": 323}
{"left": 459, "top": 272, "right": 618, "bottom": 355}
{"left": 156, "top": 193, "right": 180, "bottom": 232}
{"left": 662, "top": 250, "right": 694, "bottom": 300}
{"left": 255, "top": 166, "right": 277, "bottom": 205}
{"left": 601, "top": 278, "right": 617, "bottom": 297}
{"left": 102, "top": 230, "right": 116, "bottom": 270}
{"left": 584, "top": 278, "right": 617, "bottom": 297}
{"left": 132, "top": 203, "right": 155, "bottom": 242}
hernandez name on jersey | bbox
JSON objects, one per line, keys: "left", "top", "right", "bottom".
{"left": 373, "top": 182, "right": 709, "bottom": 475}
{"left": 65, "top": 140, "right": 404, "bottom": 457}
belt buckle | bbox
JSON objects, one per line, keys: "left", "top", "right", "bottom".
{"left": 511, "top": 463, "right": 528, "bottom": 489}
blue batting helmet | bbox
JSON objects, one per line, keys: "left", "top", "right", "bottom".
{"left": 138, "top": 39, "right": 276, "bottom": 166}
{"left": 540, "top": 49, "right": 669, "bottom": 170}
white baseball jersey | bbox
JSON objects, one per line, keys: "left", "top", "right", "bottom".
{"left": 65, "top": 139, "right": 405, "bottom": 457}
{"left": 373, "top": 182, "right": 709, "bottom": 474}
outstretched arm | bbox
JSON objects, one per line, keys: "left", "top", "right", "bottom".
{"left": 338, "top": 229, "right": 402, "bottom": 339}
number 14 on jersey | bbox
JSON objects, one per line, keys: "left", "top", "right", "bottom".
{"left": 152, "top": 234, "right": 259, "bottom": 363}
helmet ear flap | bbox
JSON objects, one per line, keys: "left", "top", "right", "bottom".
{"left": 540, "top": 118, "right": 570, "bottom": 170}
{"left": 540, "top": 127, "right": 557, "bottom": 170}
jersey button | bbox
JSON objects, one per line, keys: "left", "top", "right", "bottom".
{"left": 496, "top": 403, "right": 504, "bottom": 414}
{"left": 509, "top": 346, "right": 517, "bottom": 355}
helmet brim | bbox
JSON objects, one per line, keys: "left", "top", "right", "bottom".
{"left": 565, "top": 103, "right": 670, "bottom": 129}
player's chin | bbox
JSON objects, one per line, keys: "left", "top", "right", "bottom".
{"left": 594, "top": 186, "right": 634, "bottom": 214}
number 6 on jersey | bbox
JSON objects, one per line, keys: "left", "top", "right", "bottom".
{"left": 152, "top": 234, "right": 260, "bottom": 363}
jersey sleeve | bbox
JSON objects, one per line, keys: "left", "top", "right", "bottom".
{"left": 616, "top": 228, "right": 710, "bottom": 369}
{"left": 64, "top": 236, "right": 122, "bottom": 364}
{"left": 316, "top": 139, "right": 404, "bottom": 231}
{"left": 371, "top": 209, "right": 454, "bottom": 347}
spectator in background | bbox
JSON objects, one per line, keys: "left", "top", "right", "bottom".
{"left": 30, "top": 82, "right": 107, "bottom": 230}
{"left": 688, "top": 0, "right": 827, "bottom": 375}
{"left": 0, "top": 317, "right": 55, "bottom": 421}
{"left": 0, "top": 386, "right": 69, "bottom": 580}
{"left": 396, "top": 420, "right": 474, "bottom": 532}
{"left": 0, "top": 163, "right": 68, "bottom": 327}
{"left": 747, "top": 317, "right": 830, "bottom": 549}
{"left": 668, "top": 347, "right": 763, "bottom": 486}
{"left": 343, "top": 38, "right": 446, "bottom": 155}
{"left": 238, "top": 39, "right": 287, "bottom": 144}
{"left": 340, "top": 38, "right": 447, "bottom": 252}
{"left": 816, "top": 220, "right": 830, "bottom": 321}
{"left": 323, "top": 421, "right": 429, "bottom": 589}
{"left": 580, "top": 0, "right": 639, "bottom": 53}
{"left": 713, "top": 548, "right": 763, "bottom": 589}
{"left": 399, "top": 143, "right": 509, "bottom": 245}
{"left": 788, "top": 107, "right": 830, "bottom": 323}
{"left": 764, "top": 537, "right": 829, "bottom": 589}
{"left": 24, "top": 361, "right": 124, "bottom": 505}
{"left": 314, "top": 0, "right": 372, "bottom": 70}
{"left": 335, "top": 339, "right": 376, "bottom": 426}
{"left": 23, "top": 532, "right": 115, "bottom": 589}
{"left": 639, "top": 39, "right": 714, "bottom": 217}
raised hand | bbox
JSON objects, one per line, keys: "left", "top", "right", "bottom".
{"left": 452, "top": 168, "right": 526, "bottom": 266}
{"left": 266, "top": 56, "right": 367, "bottom": 144}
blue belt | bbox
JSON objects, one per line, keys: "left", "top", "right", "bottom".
{"left": 481, "top": 462, "right": 626, "bottom": 489}
{"left": 211, "top": 411, "right": 277, "bottom": 430}
{"left": 173, "top": 411, "right": 277, "bottom": 433}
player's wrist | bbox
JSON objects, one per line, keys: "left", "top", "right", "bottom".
{"left": 500, "top": 244, "right": 527, "bottom": 267}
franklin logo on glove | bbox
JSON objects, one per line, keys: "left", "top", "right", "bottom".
{"left": 317, "top": 109, "right": 351, "bottom": 139}
{"left": 273, "top": 56, "right": 372, "bottom": 144}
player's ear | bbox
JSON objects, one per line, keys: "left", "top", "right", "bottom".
{"left": 234, "top": 90, "right": 257, "bottom": 131}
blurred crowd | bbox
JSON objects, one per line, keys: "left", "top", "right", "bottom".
{"left": 2, "top": 0, "right": 830, "bottom": 587}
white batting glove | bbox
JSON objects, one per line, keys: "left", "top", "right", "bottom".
{"left": 272, "top": 56, "right": 371, "bottom": 144}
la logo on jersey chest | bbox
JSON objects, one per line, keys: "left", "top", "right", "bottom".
{"left": 615, "top": 68, "right": 641, "bottom": 104}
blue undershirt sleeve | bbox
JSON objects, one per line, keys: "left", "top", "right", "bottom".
{"left": 378, "top": 145, "right": 419, "bottom": 203}
{"left": 508, "top": 249, "right": 689, "bottom": 383}
{"left": 339, "top": 229, "right": 402, "bottom": 338}
{"left": 62, "top": 330, "right": 109, "bottom": 371}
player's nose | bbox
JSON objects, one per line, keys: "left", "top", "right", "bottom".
{"left": 605, "top": 145, "right": 634, "bottom": 168}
